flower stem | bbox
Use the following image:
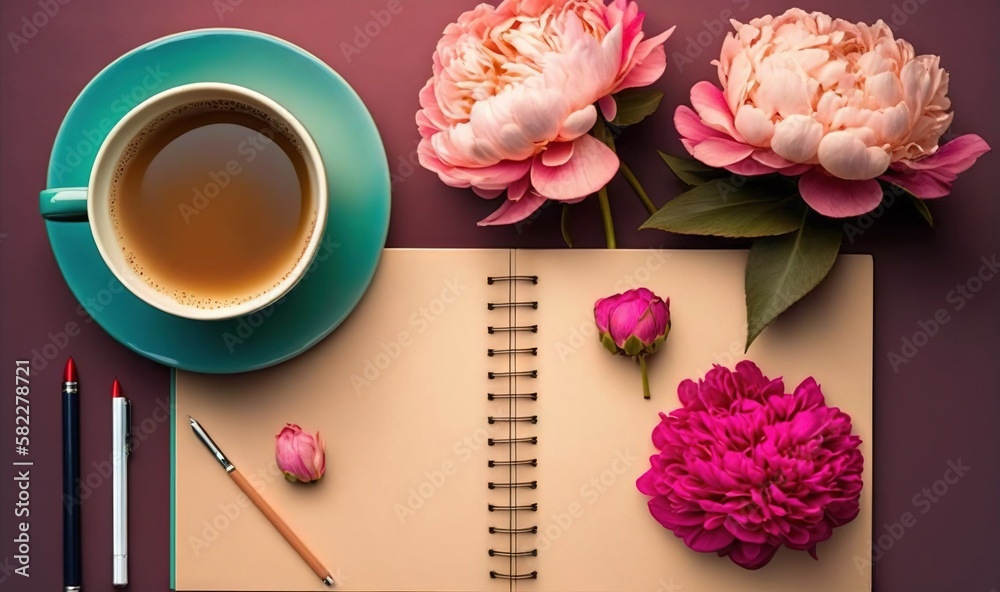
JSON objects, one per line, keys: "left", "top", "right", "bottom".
{"left": 639, "top": 356, "right": 651, "bottom": 399}
{"left": 620, "top": 160, "right": 657, "bottom": 215}
{"left": 598, "top": 185, "right": 616, "bottom": 249}
{"left": 561, "top": 204, "right": 573, "bottom": 247}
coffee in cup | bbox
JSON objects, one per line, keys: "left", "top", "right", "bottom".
{"left": 43, "top": 83, "right": 329, "bottom": 321}
{"left": 111, "top": 98, "right": 316, "bottom": 311}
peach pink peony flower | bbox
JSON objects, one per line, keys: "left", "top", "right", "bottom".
{"left": 675, "top": 8, "right": 990, "bottom": 218}
{"left": 417, "top": 0, "right": 674, "bottom": 225}
{"left": 636, "top": 362, "right": 863, "bottom": 569}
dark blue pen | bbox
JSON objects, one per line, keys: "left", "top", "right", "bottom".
{"left": 63, "top": 358, "right": 81, "bottom": 592}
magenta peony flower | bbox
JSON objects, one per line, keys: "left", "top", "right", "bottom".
{"left": 594, "top": 288, "right": 670, "bottom": 398}
{"left": 275, "top": 424, "right": 326, "bottom": 483}
{"left": 417, "top": 0, "right": 674, "bottom": 226}
{"left": 675, "top": 8, "right": 990, "bottom": 218}
{"left": 636, "top": 361, "right": 863, "bottom": 569}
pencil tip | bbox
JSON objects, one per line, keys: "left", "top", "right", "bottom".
{"left": 323, "top": 576, "right": 335, "bottom": 586}
{"left": 63, "top": 357, "right": 78, "bottom": 382}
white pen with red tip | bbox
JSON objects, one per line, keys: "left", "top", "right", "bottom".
{"left": 112, "top": 379, "right": 130, "bottom": 587}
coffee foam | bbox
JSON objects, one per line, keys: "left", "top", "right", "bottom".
{"left": 109, "top": 99, "right": 317, "bottom": 311}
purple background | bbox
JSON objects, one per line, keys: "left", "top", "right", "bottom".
{"left": 1, "top": 0, "right": 998, "bottom": 590}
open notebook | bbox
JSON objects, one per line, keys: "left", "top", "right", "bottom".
{"left": 172, "top": 249, "right": 873, "bottom": 592}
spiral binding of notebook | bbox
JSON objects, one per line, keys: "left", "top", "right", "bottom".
{"left": 487, "top": 271, "right": 539, "bottom": 582}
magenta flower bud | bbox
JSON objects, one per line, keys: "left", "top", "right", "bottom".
{"left": 594, "top": 288, "right": 671, "bottom": 399}
{"left": 275, "top": 424, "right": 326, "bottom": 483}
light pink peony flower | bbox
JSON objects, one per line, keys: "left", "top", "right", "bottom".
{"left": 636, "top": 361, "right": 863, "bottom": 569}
{"left": 675, "top": 8, "right": 990, "bottom": 218}
{"left": 275, "top": 424, "right": 326, "bottom": 483}
{"left": 417, "top": 0, "right": 674, "bottom": 225}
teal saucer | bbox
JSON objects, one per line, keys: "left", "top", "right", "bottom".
{"left": 41, "top": 29, "right": 390, "bottom": 373}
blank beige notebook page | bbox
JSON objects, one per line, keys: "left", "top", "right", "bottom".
{"left": 511, "top": 249, "right": 872, "bottom": 592}
{"left": 174, "top": 249, "right": 515, "bottom": 591}
{"left": 175, "top": 248, "right": 873, "bottom": 592}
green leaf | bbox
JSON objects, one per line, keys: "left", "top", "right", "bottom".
{"left": 623, "top": 335, "right": 644, "bottom": 357}
{"left": 658, "top": 152, "right": 726, "bottom": 186}
{"left": 640, "top": 179, "right": 803, "bottom": 238}
{"left": 611, "top": 89, "right": 664, "bottom": 127}
{"left": 601, "top": 333, "right": 619, "bottom": 355}
{"left": 561, "top": 204, "right": 574, "bottom": 247}
{"left": 908, "top": 194, "right": 934, "bottom": 227}
{"left": 744, "top": 217, "right": 843, "bottom": 351}
{"left": 591, "top": 116, "right": 616, "bottom": 150}
{"left": 884, "top": 181, "right": 933, "bottom": 227}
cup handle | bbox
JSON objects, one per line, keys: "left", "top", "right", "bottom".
{"left": 40, "top": 188, "right": 89, "bottom": 221}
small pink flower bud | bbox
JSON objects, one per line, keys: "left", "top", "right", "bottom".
{"left": 275, "top": 424, "right": 326, "bottom": 483}
{"left": 594, "top": 287, "right": 671, "bottom": 399}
